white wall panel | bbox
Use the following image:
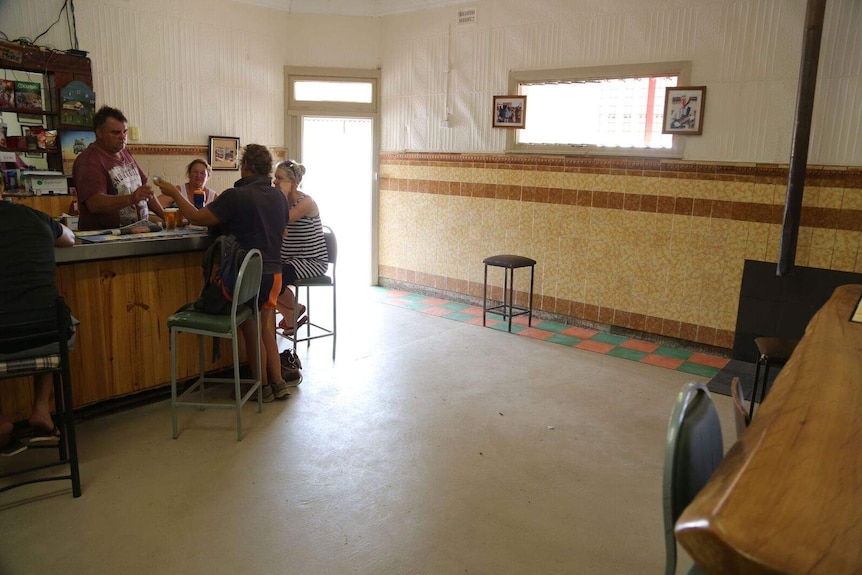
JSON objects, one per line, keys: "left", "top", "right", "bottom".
{"left": 1, "top": 0, "right": 859, "bottom": 164}
{"left": 1, "top": 0, "right": 380, "bottom": 148}
{"left": 379, "top": 0, "right": 862, "bottom": 165}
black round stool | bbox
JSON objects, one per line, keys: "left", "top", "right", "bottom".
{"left": 482, "top": 254, "right": 536, "bottom": 332}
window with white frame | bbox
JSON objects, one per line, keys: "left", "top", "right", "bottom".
{"left": 508, "top": 62, "right": 690, "bottom": 157}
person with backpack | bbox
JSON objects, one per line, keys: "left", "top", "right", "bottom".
{"left": 155, "top": 144, "right": 291, "bottom": 402}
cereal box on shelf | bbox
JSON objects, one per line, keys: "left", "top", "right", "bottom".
{"left": 14, "top": 81, "right": 43, "bottom": 110}
{"left": 0, "top": 80, "right": 14, "bottom": 108}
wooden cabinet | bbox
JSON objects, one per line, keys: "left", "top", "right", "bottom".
{"left": 1, "top": 40, "right": 93, "bottom": 177}
{"left": 0, "top": 242, "right": 241, "bottom": 423}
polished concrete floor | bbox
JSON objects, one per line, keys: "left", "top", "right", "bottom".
{"left": 0, "top": 286, "right": 734, "bottom": 574}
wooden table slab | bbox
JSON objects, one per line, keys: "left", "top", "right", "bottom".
{"left": 676, "top": 284, "right": 862, "bottom": 575}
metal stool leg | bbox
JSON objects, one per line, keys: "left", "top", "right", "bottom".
{"left": 527, "top": 264, "right": 535, "bottom": 327}
{"left": 482, "top": 264, "right": 489, "bottom": 327}
{"left": 750, "top": 355, "right": 764, "bottom": 420}
{"left": 505, "top": 267, "right": 513, "bottom": 332}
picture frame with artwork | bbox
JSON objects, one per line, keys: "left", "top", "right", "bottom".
{"left": 59, "top": 130, "right": 96, "bottom": 161}
{"left": 492, "top": 95, "right": 526, "bottom": 129}
{"left": 209, "top": 136, "right": 240, "bottom": 171}
{"left": 662, "top": 86, "right": 706, "bottom": 135}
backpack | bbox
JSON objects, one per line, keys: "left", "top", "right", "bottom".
{"left": 193, "top": 234, "right": 248, "bottom": 315}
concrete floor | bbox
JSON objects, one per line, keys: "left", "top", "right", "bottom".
{"left": 0, "top": 287, "right": 734, "bottom": 574}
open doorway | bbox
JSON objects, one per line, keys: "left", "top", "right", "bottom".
{"left": 298, "top": 116, "right": 374, "bottom": 289}
{"left": 284, "top": 67, "right": 380, "bottom": 290}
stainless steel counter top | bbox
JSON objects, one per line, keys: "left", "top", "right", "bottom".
{"left": 56, "top": 230, "right": 212, "bottom": 264}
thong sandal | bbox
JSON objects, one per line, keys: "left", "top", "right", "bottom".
{"left": 29, "top": 424, "right": 61, "bottom": 443}
{"left": 281, "top": 315, "right": 308, "bottom": 335}
{"left": 1, "top": 436, "right": 28, "bottom": 457}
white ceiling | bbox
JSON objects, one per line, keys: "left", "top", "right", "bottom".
{"left": 231, "top": 0, "right": 468, "bottom": 17}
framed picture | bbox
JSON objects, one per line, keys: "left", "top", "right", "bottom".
{"left": 17, "top": 113, "right": 43, "bottom": 124}
{"left": 209, "top": 136, "right": 240, "bottom": 171}
{"left": 492, "top": 95, "right": 526, "bottom": 128}
{"left": 662, "top": 86, "right": 706, "bottom": 135}
{"left": 59, "top": 130, "right": 96, "bottom": 161}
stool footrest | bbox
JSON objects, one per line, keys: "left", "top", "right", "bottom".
{"left": 484, "top": 303, "right": 531, "bottom": 319}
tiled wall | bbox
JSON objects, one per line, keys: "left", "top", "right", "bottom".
{"left": 379, "top": 153, "right": 862, "bottom": 350}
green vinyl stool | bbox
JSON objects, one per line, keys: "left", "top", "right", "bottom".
{"left": 168, "top": 249, "right": 263, "bottom": 441}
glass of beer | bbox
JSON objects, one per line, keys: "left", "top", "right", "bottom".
{"left": 164, "top": 207, "right": 179, "bottom": 230}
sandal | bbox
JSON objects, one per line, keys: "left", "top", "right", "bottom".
{"left": 29, "top": 424, "right": 61, "bottom": 443}
{"left": 280, "top": 315, "right": 308, "bottom": 335}
{"left": 1, "top": 436, "right": 28, "bottom": 457}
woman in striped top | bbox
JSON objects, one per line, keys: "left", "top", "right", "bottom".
{"left": 274, "top": 160, "right": 328, "bottom": 333}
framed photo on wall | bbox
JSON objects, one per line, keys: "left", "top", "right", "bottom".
{"left": 492, "top": 95, "right": 526, "bottom": 128}
{"left": 662, "top": 86, "right": 706, "bottom": 135}
{"left": 209, "top": 136, "right": 240, "bottom": 171}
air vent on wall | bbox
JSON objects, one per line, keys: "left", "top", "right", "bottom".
{"left": 457, "top": 8, "right": 477, "bottom": 26}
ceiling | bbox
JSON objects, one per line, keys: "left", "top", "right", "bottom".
{"left": 231, "top": 0, "right": 468, "bottom": 17}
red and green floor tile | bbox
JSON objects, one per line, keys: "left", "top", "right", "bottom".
{"left": 375, "top": 287, "right": 729, "bottom": 378}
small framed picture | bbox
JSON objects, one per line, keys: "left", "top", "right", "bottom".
{"left": 662, "top": 86, "right": 706, "bottom": 135}
{"left": 209, "top": 136, "right": 240, "bottom": 171}
{"left": 492, "top": 95, "right": 526, "bottom": 129}
{"left": 17, "top": 113, "right": 43, "bottom": 124}
{"left": 60, "top": 130, "right": 96, "bottom": 161}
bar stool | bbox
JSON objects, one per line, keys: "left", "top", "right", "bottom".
{"left": 0, "top": 297, "right": 81, "bottom": 497}
{"left": 749, "top": 336, "right": 799, "bottom": 419}
{"left": 482, "top": 254, "right": 536, "bottom": 333}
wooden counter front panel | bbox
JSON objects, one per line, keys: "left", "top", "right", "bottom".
{"left": 4, "top": 195, "right": 73, "bottom": 218}
{"left": 0, "top": 251, "right": 239, "bottom": 422}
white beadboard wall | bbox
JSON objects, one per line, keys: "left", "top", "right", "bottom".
{"left": 2, "top": 0, "right": 859, "bottom": 165}
{"left": 380, "top": 0, "right": 862, "bottom": 165}
{"left": 0, "top": 0, "right": 381, "bottom": 149}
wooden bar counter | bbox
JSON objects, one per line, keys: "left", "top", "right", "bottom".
{"left": 675, "top": 284, "right": 862, "bottom": 574}
{"left": 0, "top": 230, "right": 238, "bottom": 422}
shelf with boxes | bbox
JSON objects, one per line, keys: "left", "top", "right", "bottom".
{"left": 1, "top": 40, "right": 93, "bottom": 181}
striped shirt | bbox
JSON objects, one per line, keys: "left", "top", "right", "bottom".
{"left": 280, "top": 194, "right": 329, "bottom": 279}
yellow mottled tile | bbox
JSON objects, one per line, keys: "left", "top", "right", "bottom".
{"left": 751, "top": 184, "right": 772, "bottom": 204}
{"left": 808, "top": 228, "right": 836, "bottom": 268}
{"left": 626, "top": 175, "right": 647, "bottom": 195}
{"left": 594, "top": 174, "right": 613, "bottom": 192}
{"left": 545, "top": 171, "right": 566, "bottom": 190}
{"left": 566, "top": 172, "right": 584, "bottom": 190}
{"left": 817, "top": 187, "right": 844, "bottom": 209}
{"left": 831, "top": 231, "right": 861, "bottom": 271}
{"left": 770, "top": 184, "right": 789, "bottom": 206}
{"left": 842, "top": 189, "right": 862, "bottom": 210}
{"left": 708, "top": 181, "right": 731, "bottom": 202}
{"left": 642, "top": 175, "right": 661, "bottom": 196}
{"left": 801, "top": 187, "right": 819, "bottom": 208}
{"left": 727, "top": 182, "right": 754, "bottom": 202}
{"left": 664, "top": 178, "right": 689, "bottom": 197}
{"left": 688, "top": 178, "right": 707, "bottom": 199}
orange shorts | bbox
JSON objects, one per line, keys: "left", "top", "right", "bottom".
{"left": 258, "top": 273, "right": 282, "bottom": 311}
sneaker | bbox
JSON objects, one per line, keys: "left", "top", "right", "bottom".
{"left": 270, "top": 379, "right": 291, "bottom": 400}
{"left": 261, "top": 384, "right": 275, "bottom": 403}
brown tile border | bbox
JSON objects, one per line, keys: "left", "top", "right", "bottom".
{"left": 380, "top": 156, "right": 862, "bottom": 231}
